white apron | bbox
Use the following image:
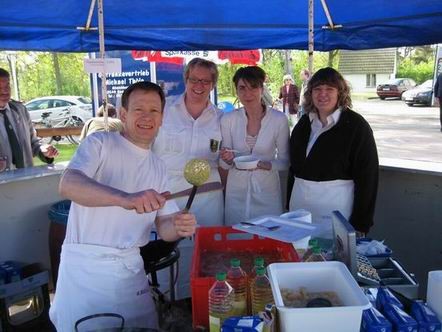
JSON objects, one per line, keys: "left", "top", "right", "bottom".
{"left": 289, "top": 177, "right": 354, "bottom": 238}
{"left": 50, "top": 243, "right": 157, "bottom": 332}
{"left": 225, "top": 168, "right": 283, "bottom": 226}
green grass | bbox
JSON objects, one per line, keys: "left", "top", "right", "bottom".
{"left": 33, "top": 143, "right": 78, "bottom": 166}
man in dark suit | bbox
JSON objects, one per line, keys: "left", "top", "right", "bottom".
{"left": 279, "top": 74, "right": 299, "bottom": 116}
{"left": 0, "top": 68, "right": 58, "bottom": 170}
{"left": 434, "top": 72, "right": 442, "bottom": 132}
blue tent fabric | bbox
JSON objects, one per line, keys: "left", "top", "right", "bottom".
{"left": 0, "top": 0, "right": 442, "bottom": 52}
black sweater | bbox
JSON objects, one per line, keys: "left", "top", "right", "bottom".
{"left": 287, "top": 109, "right": 379, "bottom": 233}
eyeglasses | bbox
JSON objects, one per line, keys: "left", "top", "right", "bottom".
{"left": 187, "top": 77, "right": 212, "bottom": 85}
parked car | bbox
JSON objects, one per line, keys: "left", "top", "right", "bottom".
{"left": 376, "top": 78, "right": 416, "bottom": 100}
{"left": 25, "top": 96, "right": 93, "bottom": 124}
{"left": 401, "top": 79, "right": 433, "bottom": 106}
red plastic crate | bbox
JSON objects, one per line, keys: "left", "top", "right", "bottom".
{"left": 190, "top": 226, "right": 299, "bottom": 329}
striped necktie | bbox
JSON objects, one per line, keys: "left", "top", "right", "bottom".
{"left": 1, "top": 108, "right": 25, "bottom": 168}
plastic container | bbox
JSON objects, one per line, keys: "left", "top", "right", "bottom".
{"left": 191, "top": 226, "right": 299, "bottom": 329}
{"left": 48, "top": 200, "right": 71, "bottom": 288}
{"left": 267, "top": 261, "right": 371, "bottom": 332}
{"left": 247, "top": 257, "right": 264, "bottom": 314}
{"left": 226, "top": 258, "right": 247, "bottom": 316}
{"left": 303, "top": 246, "right": 326, "bottom": 262}
{"left": 209, "top": 272, "right": 234, "bottom": 332}
{"left": 251, "top": 267, "right": 273, "bottom": 315}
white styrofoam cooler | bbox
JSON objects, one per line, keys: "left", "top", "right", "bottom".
{"left": 267, "top": 261, "right": 371, "bottom": 332}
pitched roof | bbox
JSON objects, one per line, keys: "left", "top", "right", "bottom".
{"left": 338, "top": 48, "right": 396, "bottom": 74}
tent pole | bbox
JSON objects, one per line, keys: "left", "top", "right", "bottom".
{"left": 308, "top": 0, "right": 314, "bottom": 73}
{"left": 97, "top": 0, "right": 109, "bottom": 130}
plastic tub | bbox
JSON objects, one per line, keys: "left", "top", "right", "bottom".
{"left": 268, "top": 261, "right": 371, "bottom": 332}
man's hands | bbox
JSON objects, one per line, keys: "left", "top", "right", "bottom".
{"left": 173, "top": 211, "right": 197, "bottom": 238}
{"left": 123, "top": 189, "right": 170, "bottom": 214}
{"left": 40, "top": 144, "right": 59, "bottom": 158}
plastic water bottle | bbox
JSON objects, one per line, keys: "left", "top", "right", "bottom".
{"left": 209, "top": 272, "right": 234, "bottom": 332}
{"left": 247, "top": 257, "right": 265, "bottom": 314}
{"left": 304, "top": 246, "right": 326, "bottom": 262}
{"left": 251, "top": 266, "right": 274, "bottom": 315}
{"left": 226, "top": 258, "right": 248, "bottom": 316}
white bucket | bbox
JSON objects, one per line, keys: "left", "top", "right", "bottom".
{"left": 267, "top": 261, "right": 371, "bottom": 332}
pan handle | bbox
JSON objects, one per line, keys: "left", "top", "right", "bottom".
{"left": 75, "top": 312, "right": 125, "bottom": 331}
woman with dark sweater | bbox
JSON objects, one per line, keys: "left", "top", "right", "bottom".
{"left": 287, "top": 67, "right": 378, "bottom": 235}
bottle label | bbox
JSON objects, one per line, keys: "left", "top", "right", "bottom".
{"left": 209, "top": 315, "right": 221, "bottom": 332}
{"left": 232, "top": 299, "right": 247, "bottom": 316}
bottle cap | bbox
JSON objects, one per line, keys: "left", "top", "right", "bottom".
{"left": 256, "top": 266, "right": 266, "bottom": 276}
{"left": 230, "top": 258, "right": 240, "bottom": 267}
{"left": 254, "top": 257, "right": 264, "bottom": 267}
{"left": 216, "top": 272, "right": 227, "bottom": 281}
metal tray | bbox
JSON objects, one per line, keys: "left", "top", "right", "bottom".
{"left": 331, "top": 211, "right": 419, "bottom": 299}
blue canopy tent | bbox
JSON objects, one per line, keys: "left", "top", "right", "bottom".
{"left": 0, "top": 0, "right": 442, "bottom": 52}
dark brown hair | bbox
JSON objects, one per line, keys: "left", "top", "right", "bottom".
{"left": 303, "top": 67, "right": 352, "bottom": 113}
{"left": 232, "top": 66, "right": 266, "bottom": 89}
{"left": 121, "top": 81, "right": 166, "bottom": 111}
{"left": 0, "top": 68, "right": 10, "bottom": 79}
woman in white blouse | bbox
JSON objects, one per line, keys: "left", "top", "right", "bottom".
{"left": 220, "top": 66, "right": 290, "bottom": 225}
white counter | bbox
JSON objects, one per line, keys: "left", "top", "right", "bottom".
{"left": 0, "top": 163, "right": 66, "bottom": 285}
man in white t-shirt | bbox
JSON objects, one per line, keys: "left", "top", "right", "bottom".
{"left": 49, "top": 81, "right": 197, "bottom": 331}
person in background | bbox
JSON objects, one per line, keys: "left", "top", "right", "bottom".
{"left": 0, "top": 68, "right": 58, "bottom": 170}
{"left": 278, "top": 74, "right": 299, "bottom": 117}
{"left": 220, "top": 66, "right": 289, "bottom": 225}
{"left": 151, "top": 58, "right": 224, "bottom": 298}
{"left": 434, "top": 72, "right": 442, "bottom": 132}
{"left": 287, "top": 67, "right": 378, "bottom": 236}
{"left": 298, "top": 69, "right": 311, "bottom": 118}
{"left": 49, "top": 81, "right": 197, "bottom": 331}
{"left": 79, "top": 103, "right": 123, "bottom": 140}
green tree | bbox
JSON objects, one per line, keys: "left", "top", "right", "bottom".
{"left": 0, "top": 51, "right": 91, "bottom": 102}
{"left": 397, "top": 58, "right": 434, "bottom": 84}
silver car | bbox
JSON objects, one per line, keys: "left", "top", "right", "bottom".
{"left": 25, "top": 95, "right": 93, "bottom": 124}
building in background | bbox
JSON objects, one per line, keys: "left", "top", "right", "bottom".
{"left": 339, "top": 48, "right": 396, "bottom": 93}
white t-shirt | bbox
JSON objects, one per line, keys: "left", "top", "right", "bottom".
{"left": 64, "top": 131, "right": 179, "bottom": 249}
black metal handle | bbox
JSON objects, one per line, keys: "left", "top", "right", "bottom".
{"left": 184, "top": 185, "right": 198, "bottom": 211}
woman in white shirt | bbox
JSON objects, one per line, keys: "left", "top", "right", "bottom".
{"left": 220, "top": 66, "right": 290, "bottom": 225}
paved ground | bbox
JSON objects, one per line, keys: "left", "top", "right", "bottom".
{"left": 352, "top": 98, "right": 442, "bottom": 164}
